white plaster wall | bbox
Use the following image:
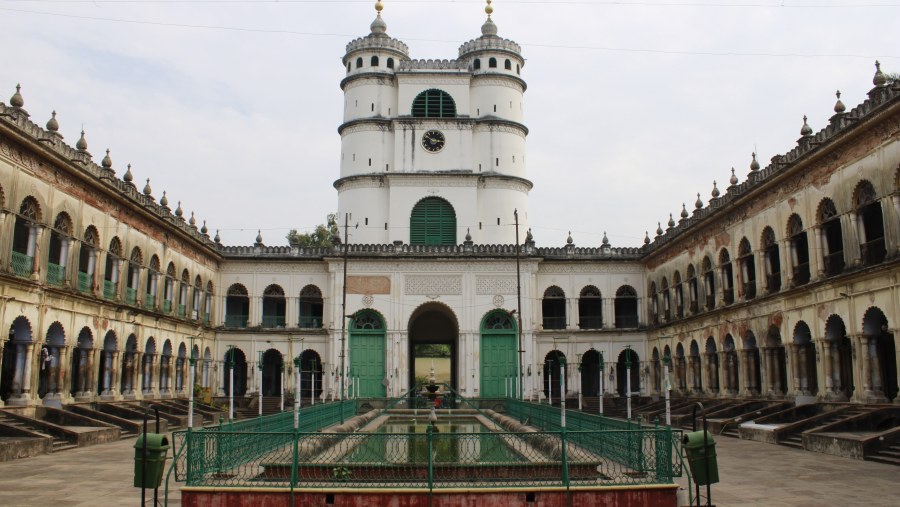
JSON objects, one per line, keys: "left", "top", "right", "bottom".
{"left": 336, "top": 185, "right": 390, "bottom": 245}
{"left": 472, "top": 129, "right": 526, "bottom": 177}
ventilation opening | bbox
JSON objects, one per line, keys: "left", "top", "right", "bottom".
{"left": 368, "top": 158, "right": 372, "bottom": 167}
{"left": 526, "top": 492, "right": 536, "bottom": 503}
{"left": 497, "top": 218, "right": 500, "bottom": 225}
{"left": 477, "top": 108, "right": 480, "bottom": 116}
{"left": 495, "top": 158, "right": 499, "bottom": 166}
{"left": 385, "top": 164, "right": 390, "bottom": 171}
{"left": 384, "top": 223, "right": 388, "bottom": 230}
{"left": 326, "top": 493, "right": 335, "bottom": 505}
{"left": 493, "top": 104, "right": 497, "bottom": 112}
{"left": 371, "top": 103, "right": 374, "bottom": 111}
{"left": 365, "top": 218, "right": 369, "bottom": 225}
{"left": 479, "top": 222, "right": 482, "bottom": 230}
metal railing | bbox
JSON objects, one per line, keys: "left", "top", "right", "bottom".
{"left": 11, "top": 251, "right": 33, "bottom": 277}
{"left": 224, "top": 314, "right": 248, "bottom": 328}
{"left": 46, "top": 262, "right": 65, "bottom": 286}
{"left": 163, "top": 299, "right": 172, "bottom": 313}
{"left": 103, "top": 280, "right": 116, "bottom": 300}
{"left": 144, "top": 295, "right": 155, "bottom": 310}
{"left": 126, "top": 288, "right": 137, "bottom": 305}
{"left": 77, "top": 272, "right": 92, "bottom": 293}
{"left": 298, "top": 316, "right": 321, "bottom": 328}
{"left": 178, "top": 304, "right": 187, "bottom": 318}
{"left": 262, "top": 315, "right": 286, "bottom": 328}
{"left": 168, "top": 397, "right": 680, "bottom": 493}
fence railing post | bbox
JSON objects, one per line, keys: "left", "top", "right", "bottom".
{"left": 215, "top": 417, "right": 224, "bottom": 475}
{"left": 560, "top": 428, "right": 569, "bottom": 488}
{"left": 427, "top": 425, "right": 434, "bottom": 494}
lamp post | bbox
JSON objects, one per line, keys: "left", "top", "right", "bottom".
{"left": 663, "top": 352, "right": 672, "bottom": 426}
{"left": 559, "top": 355, "right": 567, "bottom": 428}
{"left": 599, "top": 351, "right": 605, "bottom": 417}
{"left": 293, "top": 355, "right": 301, "bottom": 430}
{"left": 227, "top": 345, "right": 235, "bottom": 421}
{"left": 279, "top": 355, "right": 285, "bottom": 412}
{"left": 625, "top": 345, "right": 632, "bottom": 421}
{"left": 311, "top": 360, "right": 317, "bottom": 406}
{"left": 187, "top": 336, "right": 197, "bottom": 428}
{"left": 257, "top": 350, "right": 264, "bottom": 417}
{"left": 545, "top": 360, "right": 552, "bottom": 405}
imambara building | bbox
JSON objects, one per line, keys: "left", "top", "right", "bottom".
{"left": 0, "top": 2, "right": 898, "bottom": 410}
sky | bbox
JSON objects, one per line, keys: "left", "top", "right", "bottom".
{"left": 1, "top": 0, "right": 897, "bottom": 248}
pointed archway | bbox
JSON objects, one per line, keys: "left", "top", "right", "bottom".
{"left": 479, "top": 310, "right": 517, "bottom": 398}
{"left": 261, "top": 349, "right": 283, "bottom": 397}
{"left": 409, "top": 303, "right": 458, "bottom": 393}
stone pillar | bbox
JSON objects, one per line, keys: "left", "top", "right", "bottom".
{"left": 730, "top": 353, "right": 739, "bottom": 396}
{"left": 109, "top": 351, "right": 120, "bottom": 397}
{"left": 813, "top": 227, "right": 825, "bottom": 278}
{"left": 718, "top": 352, "right": 728, "bottom": 395}
{"left": 848, "top": 213, "right": 862, "bottom": 266}
{"left": 791, "top": 344, "right": 802, "bottom": 396}
{"left": 870, "top": 338, "right": 885, "bottom": 399}
{"left": 55, "top": 346, "right": 68, "bottom": 396}
{"left": 891, "top": 195, "right": 900, "bottom": 255}
{"left": 0, "top": 213, "right": 9, "bottom": 271}
{"left": 799, "top": 345, "right": 810, "bottom": 395}
{"left": 822, "top": 341, "right": 834, "bottom": 394}
{"left": 740, "top": 351, "right": 751, "bottom": 396}
{"left": 860, "top": 336, "right": 873, "bottom": 399}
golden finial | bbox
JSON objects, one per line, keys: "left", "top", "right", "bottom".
{"left": 375, "top": 0, "right": 383, "bottom": 13}
{"left": 485, "top": 0, "right": 493, "bottom": 17}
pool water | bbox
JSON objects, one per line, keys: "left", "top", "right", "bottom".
{"left": 345, "top": 417, "right": 520, "bottom": 463}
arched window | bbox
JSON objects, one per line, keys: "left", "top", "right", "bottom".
{"left": 146, "top": 255, "right": 160, "bottom": 309}
{"left": 660, "top": 278, "right": 671, "bottom": 321}
{"left": 720, "top": 249, "right": 734, "bottom": 305}
{"left": 78, "top": 226, "right": 99, "bottom": 294}
{"left": 47, "top": 213, "right": 72, "bottom": 287}
{"left": 411, "top": 89, "right": 456, "bottom": 118}
{"left": 649, "top": 282, "right": 659, "bottom": 325}
{"left": 787, "top": 214, "right": 810, "bottom": 286}
{"left": 11, "top": 197, "right": 40, "bottom": 277}
{"left": 178, "top": 269, "right": 190, "bottom": 317}
{"left": 126, "top": 247, "right": 142, "bottom": 306}
{"left": 225, "top": 284, "right": 249, "bottom": 328}
{"left": 488, "top": 57, "right": 497, "bottom": 68}
{"left": 410, "top": 197, "right": 456, "bottom": 245}
{"left": 262, "top": 284, "right": 286, "bottom": 328}
{"left": 762, "top": 227, "right": 781, "bottom": 292}
{"left": 516, "top": 64, "right": 520, "bottom": 74}
{"left": 686, "top": 264, "right": 698, "bottom": 314}
{"left": 702, "top": 256, "right": 715, "bottom": 311}
{"left": 818, "top": 198, "right": 844, "bottom": 276}
{"left": 163, "top": 262, "right": 176, "bottom": 313}
{"left": 578, "top": 285, "right": 602, "bottom": 329}
{"left": 386, "top": 57, "right": 394, "bottom": 69}
{"left": 738, "top": 238, "right": 756, "bottom": 300}
{"left": 347, "top": 62, "right": 351, "bottom": 72}
{"left": 192, "top": 275, "right": 202, "bottom": 320}
{"left": 504, "top": 59, "right": 512, "bottom": 70}
{"left": 370, "top": 55, "right": 379, "bottom": 67}
{"left": 355, "top": 57, "right": 363, "bottom": 68}
{"left": 542, "top": 286, "right": 566, "bottom": 330}
{"left": 473, "top": 59, "right": 481, "bottom": 70}
{"left": 103, "top": 238, "right": 122, "bottom": 300}
{"left": 299, "top": 285, "right": 323, "bottom": 328}
{"left": 204, "top": 281, "right": 214, "bottom": 324}
{"left": 854, "top": 181, "right": 885, "bottom": 265}
{"left": 614, "top": 285, "right": 638, "bottom": 328}
{"left": 673, "top": 271, "right": 684, "bottom": 318}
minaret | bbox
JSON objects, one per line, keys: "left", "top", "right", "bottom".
{"left": 335, "top": 1, "right": 531, "bottom": 245}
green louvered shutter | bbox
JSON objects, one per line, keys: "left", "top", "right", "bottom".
{"left": 411, "top": 89, "right": 456, "bottom": 118}
{"left": 410, "top": 198, "right": 456, "bottom": 245}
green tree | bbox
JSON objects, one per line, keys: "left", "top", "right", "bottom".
{"left": 286, "top": 213, "right": 339, "bottom": 247}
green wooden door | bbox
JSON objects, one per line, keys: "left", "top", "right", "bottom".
{"left": 480, "top": 311, "right": 517, "bottom": 398}
{"left": 349, "top": 311, "right": 386, "bottom": 398}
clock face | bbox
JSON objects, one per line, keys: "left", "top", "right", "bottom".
{"left": 422, "top": 130, "right": 446, "bottom": 153}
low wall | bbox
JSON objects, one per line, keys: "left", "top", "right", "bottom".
{"left": 182, "top": 486, "right": 679, "bottom": 507}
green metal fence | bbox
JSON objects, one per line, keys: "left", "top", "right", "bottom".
{"left": 11, "top": 251, "right": 33, "bottom": 277}
{"left": 46, "top": 262, "right": 65, "bottom": 286}
{"left": 169, "top": 398, "right": 680, "bottom": 491}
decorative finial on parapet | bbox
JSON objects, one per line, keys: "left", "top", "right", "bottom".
{"left": 711, "top": 180, "right": 720, "bottom": 198}
{"left": 482, "top": 0, "right": 498, "bottom": 35}
{"left": 101, "top": 148, "right": 112, "bottom": 169}
{"left": 750, "top": 152, "right": 760, "bottom": 172}
{"left": 644, "top": 232, "right": 650, "bottom": 245}
{"left": 144, "top": 178, "right": 153, "bottom": 196}
{"left": 124, "top": 164, "right": 135, "bottom": 185}
{"left": 834, "top": 90, "right": 846, "bottom": 113}
{"left": 800, "top": 115, "right": 812, "bottom": 137}
{"left": 729, "top": 167, "right": 738, "bottom": 186}
{"left": 46, "top": 110, "right": 59, "bottom": 133}
{"left": 10, "top": 84, "right": 24, "bottom": 108}
{"left": 667, "top": 213, "right": 675, "bottom": 228}
{"left": 695, "top": 193, "right": 703, "bottom": 209}
{"left": 873, "top": 60, "right": 886, "bottom": 87}
{"left": 371, "top": 0, "right": 387, "bottom": 34}
{"left": 681, "top": 203, "right": 688, "bottom": 219}
{"left": 76, "top": 129, "right": 88, "bottom": 151}
{"left": 656, "top": 222, "right": 664, "bottom": 236}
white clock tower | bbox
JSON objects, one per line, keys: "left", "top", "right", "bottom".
{"left": 335, "top": 0, "right": 532, "bottom": 245}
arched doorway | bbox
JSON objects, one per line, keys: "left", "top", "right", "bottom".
{"left": 143, "top": 338, "right": 157, "bottom": 395}
{"left": 223, "top": 347, "right": 248, "bottom": 396}
{"left": 349, "top": 310, "right": 386, "bottom": 398}
{"left": 616, "top": 349, "right": 640, "bottom": 396}
{"left": 825, "top": 316, "right": 854, "bottom": 400}
{"left": 298, "top": 349, "right": 322, "bottom": 402}
{"left": 705, "top": 337, "right": 719, "bottom": 394}
{"left": 793, "top": 321, "right": 817, "bottom": 396}
{"left": 261, "top": 349, "right": 282, "bottom": 397}
{"left": 409, "top": 303, "right": 458, "bottom": 392}
{"left": 40, "top": 322, "right": 66, "bottom": 399}
{"left": 99, "top": 331, "right": 117, "bottom": 397}
{"left": 767, "top": 326, "right": 787, "bottom": 396}
{"left": 2, "top": 317, "right": 34, "bottom": 402}
{"left": 480, "top": 310, "right": 517, "bottom": 398}
{"left": 674, "top": 343, "right": 687, "bottom": 393}
{"left": 863, "top": 307, "right": 897, "bottom": 401}
{"left": 71, "top": 327, "right": 94, "bottom": 397}
{"left": 581, "top": 349, "right": 601, "bottom": 396}
{"left": 743, "top": 332, "right": 761, "bottom": 396}
{"left": 544, "top": 350, "right": 567, "bottom": 401}
{"left": 723, "top": 335, "right": 739, "bottom": 395}
{"left": 121, "top": 334, "right": 138, "bottom": 395}
{"left": 688, "top": 341, "right": 702, "bottom": 394}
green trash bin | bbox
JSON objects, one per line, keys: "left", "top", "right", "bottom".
{"left": 682, "top": 430, "right": 719, "bottom": 486}
{"left": 133, "top": 433, "right": 170, "bottom": 488}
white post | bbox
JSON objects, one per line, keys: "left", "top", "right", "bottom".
{"left": 311, "top": 369, "right": 316, "bottom": 406}
{"left": 355, "top": 377, "right": 359, "bottom": 399}
{"left": 599, "top": 363, "right": 604, "bottom": 417}
{"left": 578, "top": 367, "right": 583, "bottom": 411}
{"left": 188, "top": 359, "right": 196, "bottom": 428}
{"left": 560, "top": 361, "right": 566, "bottom": 428}
{"left": 280, "top": 367, "right": 285, "bottom": 412}
{"left": 294, "top": 367, "right": 300, "bottom": 430}
{"left": 626, "top": 354, "right": 632, "bottom": 421}
{"left": 664, "top": 360, "right": 672, "bottom": 426}
{"left": 258, "top": 362, "right": 263, "bottom": 417}
{"left": 229, "top": 364, "right": 234, "bottom": 421}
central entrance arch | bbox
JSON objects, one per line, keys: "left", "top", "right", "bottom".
{"left": 408, "top": 303, "right": 458, "bottom": 392}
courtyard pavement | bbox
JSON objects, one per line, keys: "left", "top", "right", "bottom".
{"left": 0, "top": 432, "right": 897, "bottom": 506}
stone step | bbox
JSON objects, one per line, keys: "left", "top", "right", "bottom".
{"left": 867, "top": 455, "right": 900, "bottom": 466}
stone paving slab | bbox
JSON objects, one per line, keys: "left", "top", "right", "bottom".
{"left": 0, "top": 432, "right": 897, "bottom": 506}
